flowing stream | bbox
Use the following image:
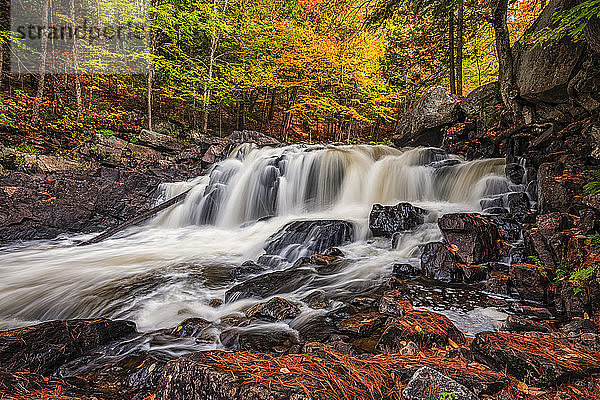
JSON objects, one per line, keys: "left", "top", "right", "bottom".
{"left": 0, "top": 144, "right": 520, "bottom": 354}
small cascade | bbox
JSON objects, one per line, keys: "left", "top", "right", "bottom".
{"left": 159, "top": 145, "right": 509, "bottom": 228}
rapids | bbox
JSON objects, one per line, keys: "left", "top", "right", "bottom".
{"left": 0, "top": 144, "right": 520, "bottom": 354}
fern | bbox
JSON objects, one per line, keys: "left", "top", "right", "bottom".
{"left": 584, "top": 170, "right": 600, "bottom": 195}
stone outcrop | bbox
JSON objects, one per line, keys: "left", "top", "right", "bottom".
{"left": 393, "top": 86, "right": 461, "bottom": 147}
{"left": 438, "top": 213, "right": 503, "bottom": 264}
{"left": 369, "top": 202, "right": 426, "bottom": 238}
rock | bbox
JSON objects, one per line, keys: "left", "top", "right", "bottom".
{"left": 554, "top": 279, "right": 590, "bottom": 317}
{"left": 471, "top": 331, "right": 600, "bottom": 387}
{"left": 301, "top": 290, "right": 330, "bottom": 309}
{"left": 509, "top": 304, "right": 554, "bottom": 320}
{"left": 420, "top": 242, "right": 462, "bottom": 283}
{"left": 228, "top": 130, "right": 280, "bottom": 146}
{"left": 0, "top": 167, "right": 189, "bottom": 243}
{"left": 485, "top": 215, "right": 522, "bottom": 243}
{"left": 505, "top": 163, "right": 525, "bottom": 185}
{"left": 391, "top": 263, "right": 420, "bottom": 279}
{"left": 459, "top": 264, "right": 488, "bottom": 283}
{"left": 337, "top": 312, "right": 387, "bottom": 336}
{"left": 0, "top": 318, "right": 137, "bottom": 375}
{"left": 537, "top": 161, "right": 585, "bottom": 214}
{"left": 57, "top": 351, "right": 166, "bottom": 399}
{"left": 514, "top": 0, "right": 587, "bottom": 104}
{"left": 219, "top": 326, "right": 299, "bottom": 353}
{"left": 402, "top": 366, "right": 478, "bottom": 400}
{"left": 310, "top": 253, "right": 338, "bottom": 265}
{"left": 225, "top": 266, "right": 316, "bottom": 302}
{"left": 507, "top": 192, "right": 530, "bottom": 221}
{"left": 376, "top": 309, "right": 465, "bottom": 352}
{"left": 509, "top": 264, "right": 551, "bottom": 303}
{"left": 369, "top": 203, "right": 426, "bottom": 238}
{"left": 138, "top": 129, "right": 184, "bottom": 152}
{"left": 378, "top": 290, "right": 414, "bottom": 317}
{"left": 245, "top": 297, "right": 301, "bottom": 321}
{"left": 502, "top": 315, "right": 553, "bottom": 333}
{"left": 480, "top": 196, "right": 504, "bottom": 210}
{"left": 438, "top": 213, "right": 503, "bottom": 264}
{"left": 231, "top": 261, "right": 266, "bottom": 280}
{"left": 393, "top": 86, "right": 461, "bottom": 147}
{"left": 261, "top": 220, "right": 354, "bottom": 264}
{"left": 170, "top": 318, "right": 210, "bottom": 338}
{"left": 155, "top": 351, "right": 310, "bottom": 400}
{"left": 485, "top": 273, "right": 510, "bottom": 295}
{"left": 561, "top": 319, "right": 599, "bottom": 338}
{"left": 460, "top": 81, "right": 501, "bottom": 117}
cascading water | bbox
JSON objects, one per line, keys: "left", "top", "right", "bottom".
{"left": 0, "top": 144, "right": 520, "bottom": 354}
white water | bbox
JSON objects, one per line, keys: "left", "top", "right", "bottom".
{"left": 0, "top": 145, "right": 513, "bottom": 344}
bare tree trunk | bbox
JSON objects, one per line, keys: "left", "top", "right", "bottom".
{"left": 70, "top": 0, "right": 82, "bottom": 119}
{"left": 491, "top": 0, "right": 521, "bottom": 125}
{"left": 456, "top": 0, "right": 464, "bottom": 96}
{"left": 33, "top": 0, "right": 50, "bottom": 122}
{"left": 449, "top": 11, "right": 456, "bottom": 95}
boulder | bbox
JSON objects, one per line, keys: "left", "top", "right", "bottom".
{"left": 460, "top": 81, "right": 501, "bottom": 117}
{"left": 219, "top": 326, "right": 299, "bottom": 353}
{"left": 369, "top": 203, "right": 426, "bottom": 238}
{"left": 391, "top": 263, "right": 420, "bottom": 279}
{"left": 438, "top": 213, "right": 503, "bottom": 264}
{"left": 245, "top": 297, "right": 301, "bottom": 321}
{"left": 471, "top": 331, "right": 600, "bottom": 386}
{"left": 336, "top": 312, "right": 387, "bottom": 336}
{"left": 376, "top": 309, "right": 465, "bottom": 351}
{"left": 138, "top": 129, "right": 184, "bottom": 152}
{"left": 170, "top": 318, "right": 210, "bottom": 338}
{"left": 393, "top": 87, "right": 461, "bottom": 147}
{"left": 505, "top": 163, "right": 525, "bottom": 185}
{"left": 402, "top": 366, "right": 478, "bottom": 400}
{"left": 378, "top": 290, "right": 414, "bottom": 317}
{"left": 459, "top": 264, "right": 488, "bottom": 283}
{"left": 561, "top": 319, "right": 599, "bottom": 338}
{"left": 420, "top": 242, "right": 462, "bottom": 283}
{"left": 509, "top": 263, "right": 552, "bottom": 303}
{"left": 225, "top": 266, "right": 316, "bottom": 302}
{"left": 301, "top": 290, "right": 330, "bottom": 310}
{"left": 0, "top": 318, "right": 136, "bottom": 375}
{"left": 155, "top": 352, "right": 311, "bottom": 400}
{"left": 537, "top": 161, "right": 585, "bottom": 214}
{"left": 484, "top": 273, "right": 511, "bottom": 295}
{"left": 501, "top": 315, "right": 553, "bottom": 333}
{"left": 507, "top": 192, "right": 530, "bottom": 221}
{"left": 261, "top": 220, "right": 354, "bottom": 264}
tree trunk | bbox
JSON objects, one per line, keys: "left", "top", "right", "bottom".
{"left": 449, "top": 11, "right": 456, "bottom": 95}
{"left": 491, "top": 0, "right": 521, "bottom": 125}
{"left": 33, "top": 0, "right": 50, "bottom": 122}
{"left": 456, "top": 0, "right": 464, "bottom": 96}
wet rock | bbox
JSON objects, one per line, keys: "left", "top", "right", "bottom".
{"left": 170, "top": 318, "right": 210, "bottom": 338}
{"left": 502, "top": 315, "right": 553, "bottom": 333}
{"left": 209, "top": 298, "right": 224, "bottom": 307}
{"left": 554, "top": 278, "right": 597, "bottom": 317}
{"left": 219, "top": 314, "right": 250, "bottom": 327}
{"left": 445, "top": 347, "right": 476, "bottom": 362}
{"left": 421, "top": 242, "right": 462, "bottom": 283}
{"left": 508, "top": 192, "right": 531, "bottom": 221}
{"left": 485, "top": 215, "right": 522, "bottom": 243}
{"left": 393, "top": 86, "right": 461, "bottom": 147}
{"left": 58, "top": 352, "right": 166, "bottom": 400}
{"left": 509, "top": 263, "right": 552, "bottom": 303}
{"left": 378, "top": 290, "right": 414, "bottom": 317}
{"left": 369, "top": 203, "right": 426, "bottom": 238}
{"left": 323, "top": 247, "right": 344, "bottom": 257}
{"left": 392, "top": 263, "right": 420, "bottom": 278}
{"left": 225, "top": 266, "right": 316, "bottom": 302}
{"left": 402, "top": 366, "right": 478, "bottom": 400}
{"left": 509, "top": 304, "right": 553, "bottom": 320}
{"left": 310, "top": 253, "right": 338, "bottom": 265}
{"left": 485, "top": 273, "right": 511, "bottom": 295}
{"left": 459, "top": 264, "right": 488, "bottom": 283}
{"left": 480, "top": 196, "right": 504, "bottom": 210}
{"left": 561, "top": 319, "right": 599, "bottom": 338}
{"left": 438, "top": 213, "right": 503, "bottom": 264}
{"left": 155, "top": 351, "right": 309, "bottom": 400}
{"left": 245, "top": 297, "right": 301, "bottom": 321}
{"left": 398, "top": 341, "right": 420, "bottom": 356}
{"left": 262, "top": 220, "right": 354, "bottom": 263}
{"left": 301, "top": 290, "right": 330, "bottom": 309}
{"left": 0, "top": 318, "right": 137, "bottom": 375}
{"left": 296, "top": 315, "right": 338, "bottom": 342}
{"left": 377, "top": 310, "right": 465, "bottom": 352}
{"left": 336, "top": 312, "right": 387, "bottom": 336}
{"left": 471, "top": 331, "right": 600, "bottom": 386}
{"left": 505, "top": 163, "right": 525, "bottom": 185}
{"left": 219, "top": 326, "right": 299, "bottom": 353}
{"left": 231, "top": 260, "right": 266, "bottom": 280}
{"left": 0, "top": 168, "right": 189, "bottom": 242}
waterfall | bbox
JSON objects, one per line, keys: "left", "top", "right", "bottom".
{"left": 158, "top": 144, "right": 508, "bottom": 228}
